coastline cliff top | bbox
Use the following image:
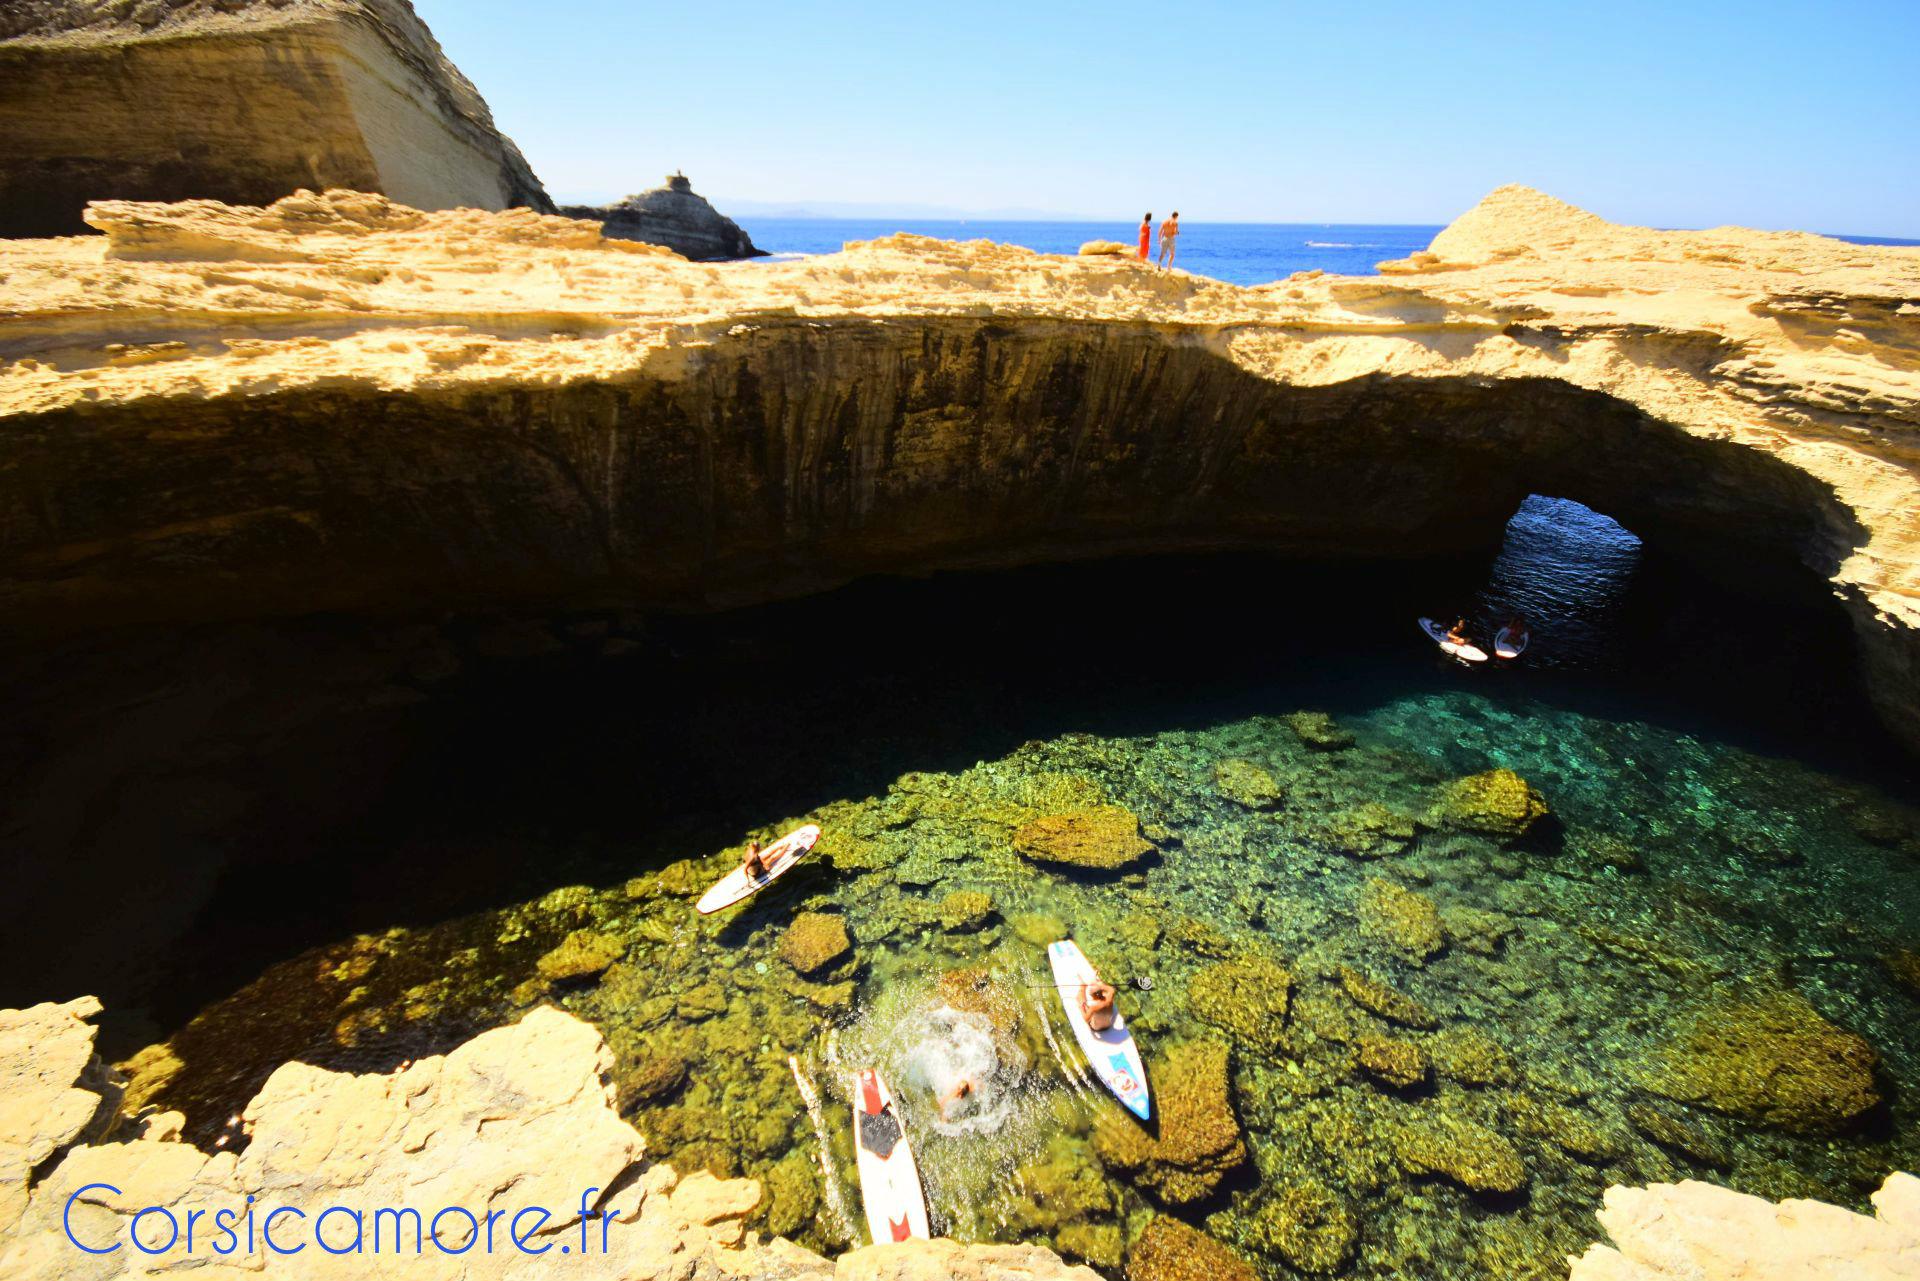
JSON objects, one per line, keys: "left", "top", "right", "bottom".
{"left": 0, "top": 183, "right": 1915, "bottom": 716}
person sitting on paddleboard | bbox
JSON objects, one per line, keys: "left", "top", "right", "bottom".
{"left": 1445, "top": 618, "right": 1472, "bottom": 647}
{"left": 1081, "top": 981, "right": 1118, "bottom": 1032}
{"left": 742, "top": 838, "right": 770, "bottom": 879}
{"left": 1504, "top": 616, "right": 1529, "bottom": 645}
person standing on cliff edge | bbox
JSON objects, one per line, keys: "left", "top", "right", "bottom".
{"left": 1157, "top": 212, "right": 1180, "bottom": 268}
{"left": 1138, "top": 213, "right": 1152, "bottom": 261}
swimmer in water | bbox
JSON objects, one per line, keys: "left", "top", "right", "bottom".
{"left": 937, "top": 1076, "right": 978, "bottom": 1119}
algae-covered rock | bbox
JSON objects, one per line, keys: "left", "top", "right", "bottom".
{"left": 777, "top": 912, "right": 853, "bottom": 977}
{"left": 1059, "top": 1221, "right": 1125, "bottom": 1272}
{"left": 1357, "top": 879, "right": 1446, "bottom": 964}
{"left": 1014, "top": 805, "right": 1155, "bottom": 872}
{"left": 1426, "top": 1026, "right": 1519, "bottom": 1087}
{"left": 1504, "top": 1092, "right": 1621, "bottom": 1163}
{"left": 1438, "top": 904, "right": 1515, "bottom": 956}
{"left": 626, "top": 1049, "right": 689, "bottom": 1104}
{"left": 1625, "top": 1102, "right": 1732, "bottom": 1169}
{"left": 1188, "top": 956, "right": 1293, "bottom": 1053}
{"left": 1094, "top": 1041, "right": 1247, "bottom": 1204}
{"left": 1336, "top": 967, "right": 1437, "bottom": 1029}
{"left": 1213, "top": 759, "right": 1284, "bottom": 809}
{"left": 1244, "top": 1178, "right": 1359, "bottom": 1274}
{"left": 1645, "top": 990, "right": 1879, "bottom": 1134}
{"left": 1392, "top": 1111, "right": 1527, "bottom": 1193}
{"left": 1883, "top": 947, "right": 1920, "bottom": 998}
{"left": 1315, "top": 801, "right": 1417, "bottom": 859}
{"left": 1356, "top": 1034, "right": 1430, "bottom": 1089}
{"left": 1012, "top": 912, "right": 1070, "bottom": 947}
{"left": 760, "top": 1149, "right": 821, "bottom": 1239}
{"left": 937, "top": 890, "right": 996, "bottom": 933}
{"left": 1128, "top": 1215, "right": 1257, "bottom": 1281}
{"left": 1429, "top": 768, "right": 1549, "bottom": 838}
{"left": 1286, "top": 711, "right": 1356, "bottom": 751}
{"left": 535, "top": 929, "right": 625, "bottom": 982}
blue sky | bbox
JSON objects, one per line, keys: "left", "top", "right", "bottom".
{"left": 415, "top": 0, "right": 1919, "bottom": 235}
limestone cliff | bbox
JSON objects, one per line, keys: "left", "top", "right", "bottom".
{"left": 0, "top": 185, "right": 1916, "bottom": 750}
{"left": 561, "top": 172, "right": 766, "bottom": 260}
{"left": 0, "top": 0, "right": 553, "bottom": 238}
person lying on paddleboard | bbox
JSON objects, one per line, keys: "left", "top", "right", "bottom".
{"left": 741, "top": 838, "right": 770, "bottom": 879}
{"left": 1081, "top": 981, "right": 1118, "bottom": 1032}
{"left": 1445, "top": 618, "right": 1472, "bottom": 647}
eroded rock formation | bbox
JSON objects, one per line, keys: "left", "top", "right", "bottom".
{"left": 561, "top": 172, "right": 765, "bottom": 260}
{"left": 0, "top": 1000, "right": 1100, "bottom": 1280}
{"left": 0, "top": 185, "right": 1916, "bottom": 748}
{"left": 1569, "top": 1174, "right": 1920, "bottom": 1280}
{"left": 0, "top": 0, "right": 553, "bottom": 238}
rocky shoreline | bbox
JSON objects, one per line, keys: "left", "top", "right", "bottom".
{"left": 2, "top": 996, "right": 1911, "bottom": 1278}
{"left": 0, "top": 184, "right": 1915, "bottom": 752}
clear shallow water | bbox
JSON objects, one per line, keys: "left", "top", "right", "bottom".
{"left": 54, "top": 499, "right": 1920, "bottom": 1280}
{"left": 739, "top": 219, "right": 1920, "bottom": 286}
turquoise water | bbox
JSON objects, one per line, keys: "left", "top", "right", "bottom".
{"left": 740, "top": 218, "right": 1920, "bottom": 286}
{"left": 23, "top": 498, "right": 1920, "bottom": 1279}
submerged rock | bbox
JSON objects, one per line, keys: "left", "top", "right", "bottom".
{"left": 1625, "top": 1102, "right": 1733, "bottom": 1170}
{"left": 1356, "top": 1033, "right": 1430, "bottom": 1089}
{"left": 1336, "top": 966, "right": 1438, "bottom": 1029}
{"left": 560, "top": 173, "right": 762, "bottom": 261}
{"left": 535, "top": 928, "right": 625, "bottom": 982}
{"left": 1093, "top": 1040, "right": 1247, "bottom": 1204}
{"left": 1646, "top": 989, "right": 1880, "bottom": 1134}
{"left": 1128, "top": 1215, "right": 1258, "bottom": 1281}
{"left": 1213, "top": 758, "right": 1285, "bottom": 809}
{"left": 1014, "top": 805, "right": 1155, "bottom": 872}
{"left": 1286, "top": 711, "right": 1356, "bottom": 751}
{"left": 1315, "top": 801, "right": 1418, "bottom": 859}
{"left": 1429, "top": 768, "right": 1549, "bottom": 838}
{"left": 1244, "top": 1178, "right": 1360, "bottom": 1274}
{"left": 1425, "top": 1026, "right": 1520, "bottom": 1088}
{"left": 1391, "top": 1110, "right": 1527, "bottom": 1194}
{"left": 1188, "top": 956, "right": 1293, "bottom": 1052}
{"left": 1357, "top": 878, "right": 1447, "bottom": 964}
{"left": 777, "top": 912, "right": 854, "bottom": 977}
{"left": 937, "top": 889, "right": 996, "bottom": 932}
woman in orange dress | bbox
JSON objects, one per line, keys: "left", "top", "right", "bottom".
{"left": 1138, "top": 213, "right": 1152, "bottom": 260}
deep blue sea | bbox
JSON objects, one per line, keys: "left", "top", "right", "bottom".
{"left": 742, "top": 217, "right": 1920, "bottom": 286}
{"left": 744, "top": 218, "right": 1443, "bottom": 285}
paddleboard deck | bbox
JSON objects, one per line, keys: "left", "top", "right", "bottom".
{"left": 1048, "top": 940, "right": 1151, "bottom": 1121}
{"left": 1419, "top": 617, "right": 1489, "bottom": 664}
{"left": 695, "top": 824, "right": 822, "bottom": 914}
{"left": 851, "top": 1068, "right": 930, "bottom": 1245}
{"left": 1494, "top": 627, "right": 1530, "bottom": 660}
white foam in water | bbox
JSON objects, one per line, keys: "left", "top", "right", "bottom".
{"left": 898, "top": 1005, "right": 1024, "bottom": 1138}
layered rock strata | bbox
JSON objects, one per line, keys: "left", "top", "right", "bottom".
{"left": 0, "top": 1000, "right": 1099, "bottom": 1280}
{"left": 561, "top": 172, "right": 765, "bottom": 260}
{"left": 0, "top": 0, "right": 553, "bottom": 238}
{"left": 0, "top": 185, "right": 1916, "bottom": 748}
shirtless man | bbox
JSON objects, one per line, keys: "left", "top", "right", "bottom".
{"left": 741, "top": 838, "right": 771, "bottom": 880}
{"left": 1156, "top": 212, "right": 1179, "bottom": 269}
{"left": 937, "top": 1077, "right": 977, "bottom": 1119}
{"left": 1081, "top": 981, "right": 1118, "bottom": 1032}
{"left": 1445, "top": 617, "right": 1472, "bottom": 647}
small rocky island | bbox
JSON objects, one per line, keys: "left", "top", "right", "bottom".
{"left": 561, "top": 172, "right": 765, "bottom": 261}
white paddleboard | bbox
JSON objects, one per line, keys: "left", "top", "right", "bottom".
{"left": 1048, "top": 940, "right": 1151, "bottom": 1121}
{"left": 1419, "top": 617, "right": 1489, "bottom": 664}
{"left": 851, "top": 1068, "right": 931, "bottom": 1245}
{"left": 1494, "top": 627, "right": 1529, "bottom": 660}
{"left": 695, "top": 824, "right": 822, "bottom": 914}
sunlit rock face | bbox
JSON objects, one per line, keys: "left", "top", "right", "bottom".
{"left": 0, "top": 185, "right": 1915, "bottom": 747}
{"left": 0, "top": 0, "right": 553, "bottom": 238}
